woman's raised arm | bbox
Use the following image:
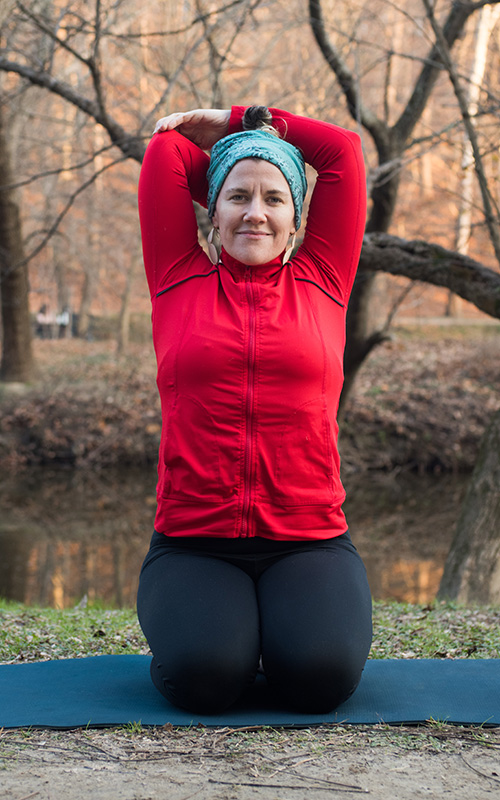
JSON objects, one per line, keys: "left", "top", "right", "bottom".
{"left": 139, "top": 109, "right": 231, "bottom": 297}
{"left": 138, "top": 134, "right": 209, "bottom": 297}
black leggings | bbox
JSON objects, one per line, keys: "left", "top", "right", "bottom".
{"left": 137, "top": 531, "right": 372, "bottom": 715}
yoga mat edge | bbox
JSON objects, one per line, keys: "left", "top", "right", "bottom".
{"left": 1, "top": 655, "right": 498, "bottom": 730}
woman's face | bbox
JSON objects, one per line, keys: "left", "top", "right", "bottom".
{"left": 212, "top": 158, "right": 296, "bottom": 266}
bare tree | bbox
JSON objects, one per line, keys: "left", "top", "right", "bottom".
{"left": 423, "top": 0, "right": 500, "bottom": 262}
{"left": 0, "top": 93, "right": 34, "bottom": 382}
{"left": 447, "top": 4, "right": 500, "bottom": 315}
{"left": 309, "top": 0, "right": 500, "bottom": 406}
{"left": 0, "top": 1, "right": 34, "bottom": 381}
{"left": 419, "top": 0, "right": 500, "bottom": 603}
{"left": 308, "top": 0, "right": 500, "bottom": 601}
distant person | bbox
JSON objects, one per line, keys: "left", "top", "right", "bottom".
{"left": 56, "top": 307, "right": 70, "bottom": 339}
{"left": 36, "top": 305, "right": 51, "bottom": 339}
{"left": 137, "top": 105, "right": 372, "bottom": 715}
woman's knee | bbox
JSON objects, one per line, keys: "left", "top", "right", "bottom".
{"left": 150, "top": 650, "right": 258, "bottom": 714}
{"left": 137, "top": 550, "right": 261, "bottom": 712}
{"left": 265, "top": 653, "right": 364, "bottom": 713}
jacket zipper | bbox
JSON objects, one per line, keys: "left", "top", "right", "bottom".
{"left": 241, "top": 268, "right": 257, "bottom": 537}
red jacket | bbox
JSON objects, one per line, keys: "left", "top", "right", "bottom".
{"left": 138, "top": 107, "right": 366, "bottom": 540}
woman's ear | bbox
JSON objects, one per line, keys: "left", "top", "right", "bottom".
{"left": 212, "top": 210, "right": 219, "bottom": 228}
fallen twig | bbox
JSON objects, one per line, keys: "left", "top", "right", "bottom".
{"left": 267, "top": 755, "right": 316, "bottom": 779}
{"left": 460, "top": 754, "right": 500, "bottom": 785}
{"left": 208, "top": 778, "right": 368, "bottom": 793}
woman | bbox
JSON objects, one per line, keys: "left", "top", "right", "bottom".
{"left": 137, "top": 105, "right": 372, "bottom": 715}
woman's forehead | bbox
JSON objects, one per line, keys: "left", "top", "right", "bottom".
{"left": 223, "top": 158, "right": 291, "bottom": 190}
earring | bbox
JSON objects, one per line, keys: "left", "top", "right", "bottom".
{"left": 283, "top": 234, "right": 296, "bottom": 264}
{"left": 208, "top": 227, "right": 220, "bottom": 264}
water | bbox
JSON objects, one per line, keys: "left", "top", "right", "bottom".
{"left": 0, "top": 467, "right": 467, "bottom": 608}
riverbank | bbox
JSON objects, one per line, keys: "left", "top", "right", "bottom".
{"left": 1, "top": 324, "right": 499, "bottom": 473}
{"left": 1, "top": 600, "right": 500, "bottom": 799}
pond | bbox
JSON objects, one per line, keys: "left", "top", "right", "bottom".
{"left": 0, "top": 467, "right": 468, "bottom": 608}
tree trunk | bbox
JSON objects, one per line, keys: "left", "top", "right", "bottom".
{"left": 76, "top": 269, "right": 95, "bottom": 339}
{"left": 447, "top": 5, "right": 500, "bottom": 317}
{"left": 0, "top": 100, "right": 34, "bottom": 382}
{"left": 341, "top": 271, "right": 386, "bottom": 411}
{"left": 116, "top": 258, "right": 135, "bottom": 358}
{"left": 437, "top": 409, "right": 500, "bottom": 603}
{"left": 341, "top": 169, "right": 401, "bottom": 410}
{"left": 76, "top": 177, "right": 100, "bottom": 339}
{"left": 54, "top": 254, "right": 71, "bottom": 323}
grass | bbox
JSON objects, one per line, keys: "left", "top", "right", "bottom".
{"left": 371, "top": 602, "right": 500, "bottom": 660}
{"left": 0, "top": 599, "right": 146, "bottom": 663}
{"left": 1, "top": 598, "right": 499, "bottom": 664}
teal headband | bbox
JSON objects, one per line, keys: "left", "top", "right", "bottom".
{"left": 207, "top": 130, "right": 307, "bottom": 231}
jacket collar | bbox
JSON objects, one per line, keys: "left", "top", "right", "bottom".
{"left": 219, "top": 248, "right": 285, "bottom": 283}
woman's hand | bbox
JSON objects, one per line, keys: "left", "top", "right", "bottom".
{"left": 153, "top": 109, "right": 231, "bottom": 150}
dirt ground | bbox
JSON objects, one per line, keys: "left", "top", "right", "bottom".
{"left": 2, "top": 725, "right": 500, "bottom": 799}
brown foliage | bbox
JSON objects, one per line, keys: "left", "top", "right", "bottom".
{"left": 0, "top": 330, "right": 498, "bottom": 474}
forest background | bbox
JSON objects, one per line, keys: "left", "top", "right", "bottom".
{"left": 0, "top": 0, "right": 500, "bottom": 602}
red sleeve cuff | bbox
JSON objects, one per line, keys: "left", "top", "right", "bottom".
{"left": 228, "top": 106, "right": 246, "bottom": 134}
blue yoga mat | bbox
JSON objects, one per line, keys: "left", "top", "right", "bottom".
{"left": 0, "top": 656, "right": 498, "bottom": 729}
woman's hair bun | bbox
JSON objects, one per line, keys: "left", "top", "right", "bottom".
{"left": 242, "top": 105, "right": 279, "bottom": 137}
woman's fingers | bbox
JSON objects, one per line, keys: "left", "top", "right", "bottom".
{"left": 153, "top": 109, "right": 230, "bottom": 140}
{"left": 152, "top": 109, "right": 230, "bottom": 150}
{"left": 153, "top": 113, "right": 188, "bottom": 134}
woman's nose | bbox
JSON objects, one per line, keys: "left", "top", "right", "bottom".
{"left": 243, "top": 196, "right": 266, "bottom": 222}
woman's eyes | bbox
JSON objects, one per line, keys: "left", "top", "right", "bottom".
{"left": 229, "top": 194, "right": 283, "bottom": 204}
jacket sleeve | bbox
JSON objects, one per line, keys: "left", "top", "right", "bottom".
{"left": 138, "top": 130, "right": 211, "bottom": 298}
{"left": 229, "top": 106, "right": 367, "bottom": 306}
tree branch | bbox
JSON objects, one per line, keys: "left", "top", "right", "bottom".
{"left": 138, "top": 33, "right": 209, "bottom": 134}
{"left": 393, "top": 0, "right": 500, "bottom": 143}
{"left": 16, "top": 2, "right": 91, "bottom": 66}
{"left": 108, "top": 0, "right": 251, "bottom": 39}
{"left": 0, "top": 58, "right": 145, "bottom": 161}
{"left": 422, "top": 0, "right": 500, "bottom": 264}
{"left": 310, "top": 0, "right": 498, "bottom": 160}
{"left": 308, "top": 0, "right": 388, "bottom": 145}
{"left": 0, "top": 154, "right": 128, "bottom": 283}
{"left": 88, "top": 0, "right": 107, "bottom": 122}
{"left": 360, "top": 232, "right": 500, "bottom": 319}
{"left": 0, "top": 141, "right": 137, "bottom": 192}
